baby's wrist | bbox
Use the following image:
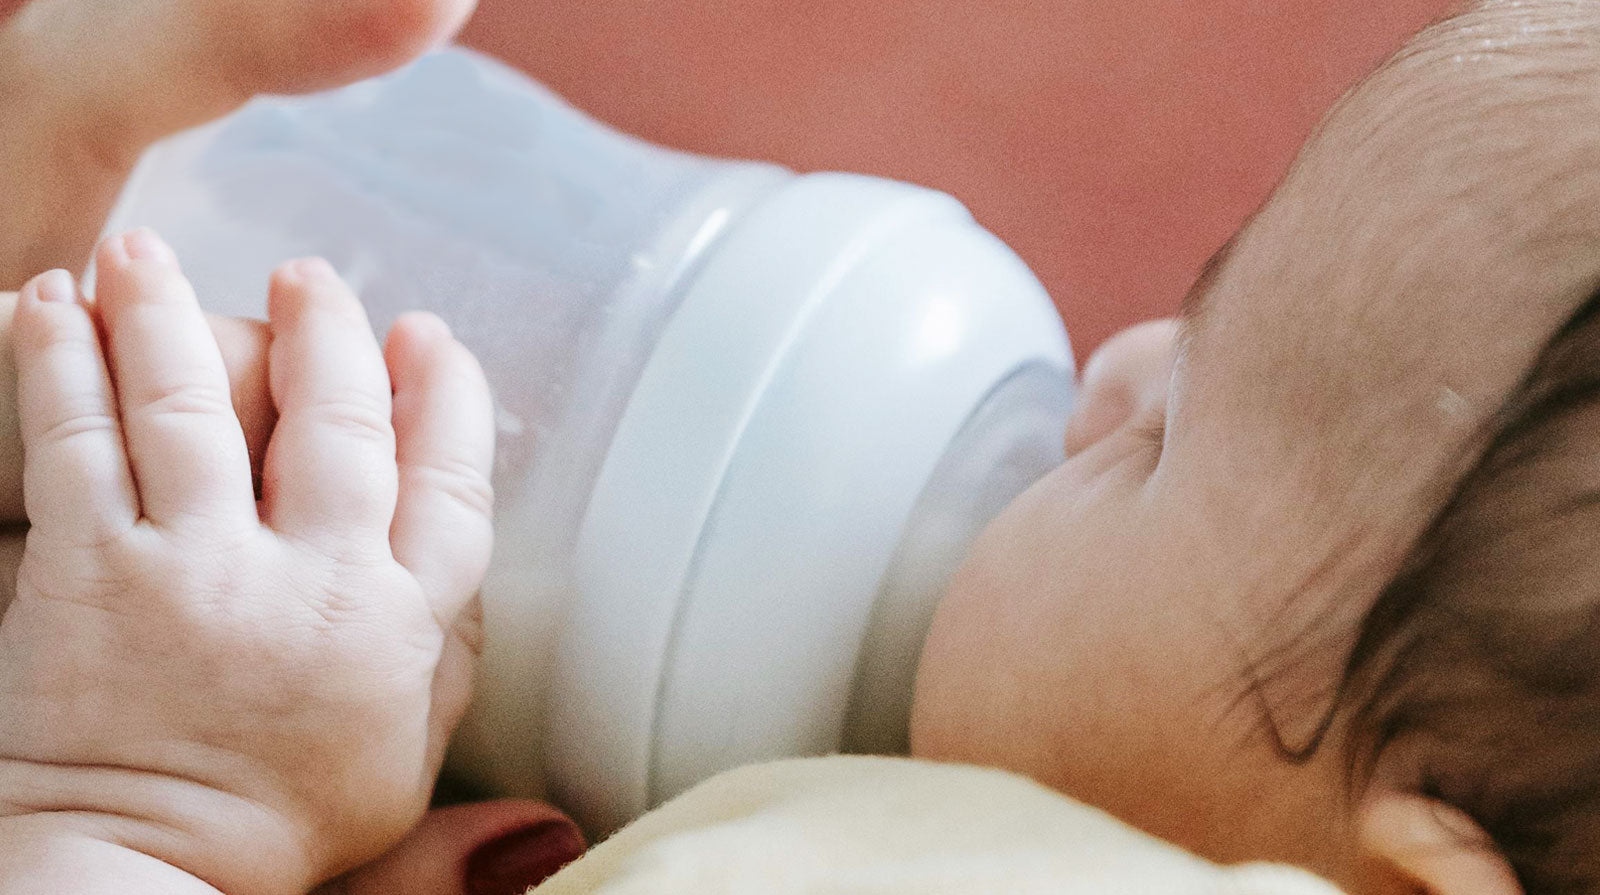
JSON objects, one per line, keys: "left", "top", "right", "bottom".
{"left": 0, "top": 814, "right": 223, "bottom": 895}
{"left": 0, "top": 760, "right": 320, "bottom": 895}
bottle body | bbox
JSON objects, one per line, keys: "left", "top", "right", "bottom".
{"left": 106, "top": 48, "right": 790, "bottom": 799}
{"left": 104, "top": 47, "right": 1074, "bottom": 833}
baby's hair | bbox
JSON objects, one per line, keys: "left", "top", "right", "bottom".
{"left": 1342, "top": 286, "right": 1600, "bottom": 893}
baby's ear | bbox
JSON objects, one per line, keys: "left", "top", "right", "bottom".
{"left": 1358, "top": 790, "right": 1522, "bottom": 895}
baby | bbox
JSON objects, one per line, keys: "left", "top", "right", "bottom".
{"left": 0, "top": 230, "right": 497, "bottom": 894}
{"left": 2, "top": 1, "right": 1599, "bottom": 894}
{"left": 914, "top": 2, "right": 1600, "bottom": 887}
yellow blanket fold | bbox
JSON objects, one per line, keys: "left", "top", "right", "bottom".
{"left": 535, "top": 756, "right": 1341, "bottom": 894}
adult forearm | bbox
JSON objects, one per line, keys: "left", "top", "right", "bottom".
{"left": 0, "top": 290, "right": 274, "bottom": 522}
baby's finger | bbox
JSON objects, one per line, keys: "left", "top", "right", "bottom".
{"left": 94, "top": 230, "right": 256, "bottom": 529}
{"left": 262, "top": 258, "right": 398, "bottom": 539}
{"left": 12, "top": 270, "right": 137, "bottom": 540}
{"left": 385, "top": 313, "right": 495, "bottom": 614}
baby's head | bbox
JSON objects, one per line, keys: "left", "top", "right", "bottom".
{"left": 912, "top": 4, "right": 1600, "bottom": 892}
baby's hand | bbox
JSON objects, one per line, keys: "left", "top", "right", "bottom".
{"left": 0, "top": 230, "right": 495, "bottom": 895}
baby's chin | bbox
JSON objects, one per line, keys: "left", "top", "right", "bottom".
{"left": 905, "top": 485, "right": 1066, "bottom": 760}
{"left": 907, "top": 574, "right": 1039, "bottom": 771}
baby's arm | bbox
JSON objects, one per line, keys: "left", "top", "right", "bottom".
{"left": 0, "top": 230, "right": 496, "bottom": 894}
{"left": 0, "top": 290, "right": 275, "bottom": 522}
{"left": 0, "top": 821, "right": 226, "bottom": 895}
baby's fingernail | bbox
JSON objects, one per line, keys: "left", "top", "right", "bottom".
{"left": 464, "top": 819, "right": 586, "bottom": 895}
{"left": 406, "top": 311, "right": 452, "bottom": 340}
{"left": 27, "top": 269, "right": 77, "bottom": 304}
{"left": 122, "top": 228, "right": 175, "bottom": 264}
{"left": 281, "top": 256, "right": 338, "bottom": 283}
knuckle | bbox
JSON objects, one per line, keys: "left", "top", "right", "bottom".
{"left": 30, "top": 518, "right": 134, "bottom": 559}
{"left": 308, "top": 393, "right": 393, "bottom": 446}
{"left": 16, "top": 307, "right": 85, "bottom": 353}
{"left": 161, "top": 504, "right": 259, "bottom": 540}
{"left": 407, "top": 456, "right": 495, "bottom": 519}
{"left": 150, "top": 537, "right": 262, "bottom": 602}
{"left": 36, "top": 410, "right": 118, "bottom": 449}
{"left": 138, "top": 379, "right": 235, "bottom": 421}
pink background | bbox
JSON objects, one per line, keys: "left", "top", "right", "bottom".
{"left": 6, "top": 0, "right": 1457, "bottom": 355}
{"left": 460, "top": 1, "right": 1453, "bottom": 355}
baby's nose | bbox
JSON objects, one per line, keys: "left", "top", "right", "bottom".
{"left": 1063, "top": 318, "right": 1179, "bottom": 457}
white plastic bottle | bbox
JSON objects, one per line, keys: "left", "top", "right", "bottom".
{"left": 102, "top": 47, "right": 1074, "bottom": 834}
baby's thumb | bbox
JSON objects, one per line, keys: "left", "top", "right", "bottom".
{"left": 318, "top": 800, "right": 586, "bottom": 895}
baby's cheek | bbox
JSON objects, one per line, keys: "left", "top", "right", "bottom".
{"left": 907, "top": 633, "right": 980, "bottom": 762}
{"left": 909, "top": 476, "right": 1111, "bottom": 781}
{"left": 909, "top": 537, "right": 1036, "bottom": 765}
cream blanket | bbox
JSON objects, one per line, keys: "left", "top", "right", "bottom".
{"left": 534, "top": 756, "right": 1341, "bottom": 893}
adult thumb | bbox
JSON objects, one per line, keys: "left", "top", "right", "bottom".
{"left": 319, "top": 801, "right": 586, "bottom": 895}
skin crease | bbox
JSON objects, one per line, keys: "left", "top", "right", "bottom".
{"left": 913, "top": 3, "right": 1600, "bottom": 892}
{"left": 0, "top": 0, "right": 1593, "bottom": 892}
{"left": 0, "top": 237, "right": 501, "bottom": 895}
{"left": 0, "top": 1, "right": 588, "bottom": 893}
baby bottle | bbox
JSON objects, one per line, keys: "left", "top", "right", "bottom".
{"left": 101, "top": 47, "right": 1074, "bottom": 834}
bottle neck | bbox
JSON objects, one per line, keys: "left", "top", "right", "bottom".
{"left": 841, "top": 362, "right": 1073, "bottom": 754}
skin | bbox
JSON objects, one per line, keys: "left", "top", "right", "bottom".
{"left": 0, "top": 0, "right": 582, "bottom": 892}
{"left": 913, "top": 2, "right": 1600, "bottom": 892}
{"left": 0, "top": 0, "right": 1592, "bottom": 892}
{"left": 0, "top": 0, "right": 478, "bottom": 290}
{"left": 0, "top": 232, "right": 497, "bottom": 894}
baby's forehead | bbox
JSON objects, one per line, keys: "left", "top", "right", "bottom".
{"left": 1165, "top": 221, "right": 1575, "bottom": 521}
{"left": 1129, "top": 250, "right": 1600, "bottom": 644}
{"left": 1412, "top": 295, "right": 1600, "bottom": 598}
